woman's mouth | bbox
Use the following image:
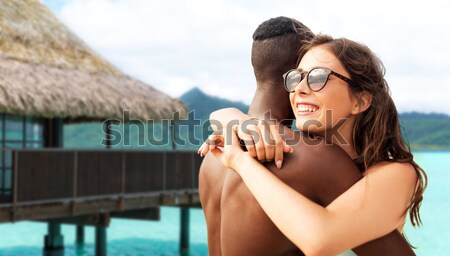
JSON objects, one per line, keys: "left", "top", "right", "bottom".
{"left": 296, "top": 103, "right": 319, "bottom": 114}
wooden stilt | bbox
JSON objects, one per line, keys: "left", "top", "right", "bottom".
{"left": 76, "top": 225, "right": 84, "bottom": 245}
{"left": 95, "top": 226, "right": 107, "bottom": 256}
{"left": 43, "top": 222, "right": 64, "bottom": 256}
{"left": 75, "top": 225, "right": 85, "bottom": 254}
{"left": 180, "top": 207, "right": 190, "bottom": 255}
{"left": 43, "top": 119, "right": 65, "bottom": 256}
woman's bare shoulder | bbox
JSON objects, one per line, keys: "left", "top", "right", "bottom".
{"left": 365, "top": 161, "right": 417, "bottom": 183}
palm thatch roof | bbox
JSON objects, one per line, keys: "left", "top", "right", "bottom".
{"left": 0, "top": 0, "right": 187, "bottom": 121}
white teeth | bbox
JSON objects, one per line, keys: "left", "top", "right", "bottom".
{"left": 297, "top": 104, "right": 318, "bottom": 112}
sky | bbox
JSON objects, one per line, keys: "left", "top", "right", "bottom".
{"left": 42, "top": 0, "right": 450, "bottom": 114}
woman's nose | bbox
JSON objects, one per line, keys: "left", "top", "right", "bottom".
{"left": 293, "top": 78, "right": 310, "bottom": 95}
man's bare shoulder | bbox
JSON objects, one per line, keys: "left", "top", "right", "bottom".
{"left": 275, "top": 127, "right": 362, "bottom": 205}
{"left": 199, "top": 154, "right": 228, "bottom": 201}
{"left": 279, "top": 128, "right": 356, "bottom": 173}
{"left": 198, "top": 154, "right": 229, "bottom": 256}
{"left": 200, "top": 154, "right": 227, "bottom": 183}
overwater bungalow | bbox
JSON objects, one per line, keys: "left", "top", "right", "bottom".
{"left": 0, "top": 1, "right": 201, "bottom": 255}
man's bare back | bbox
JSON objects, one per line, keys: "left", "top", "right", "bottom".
{"left": 200, "top": 127, "right": 415, "bottom": 255}
{"left": 202, "top": 128, "right": 356, "bottom": 255}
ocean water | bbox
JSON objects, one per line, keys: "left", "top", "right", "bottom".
{"left": 0, "top": 151, "right": 448, "bottom": 255}
{"left": 403, "top": 151, "right": 450, "bottom": 255}
{"left": 0, "top": 207, "right": 208, "bottom": 256}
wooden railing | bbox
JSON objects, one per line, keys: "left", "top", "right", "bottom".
{"left": 7, "top": 149, "right": 202, "bottom": 207}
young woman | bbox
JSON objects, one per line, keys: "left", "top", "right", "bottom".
{"left": 198, "top": 35, "right": 427, "bottom": 255}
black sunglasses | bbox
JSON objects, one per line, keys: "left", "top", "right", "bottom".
{"left": 283, "top": 67, "right": 354, "bottom": 93}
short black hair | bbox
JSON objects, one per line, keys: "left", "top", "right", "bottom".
{"left": 253, "top": 16, "right": 308, "bottom": 41}
{"left": 251, "top": 16, "right": 314, "bottom": 84}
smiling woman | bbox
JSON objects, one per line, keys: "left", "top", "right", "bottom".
{"left": 199, "top": 34, "right": 427, "bottom": 255}
{"left": 289, "top": 45, "right": 368, "bottom": 156}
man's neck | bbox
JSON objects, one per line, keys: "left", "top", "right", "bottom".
{"left": 247, "top": 83, "right": 293, "bottom": 124}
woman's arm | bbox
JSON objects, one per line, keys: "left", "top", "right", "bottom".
{"left": 209, "top": 130, "right": 417, "bottom": 256}
{"left": 206, "top": 108, "right": 292, "bottom": 166}
{"left": 209, "top": 107, "right": 251, "bottom": 131}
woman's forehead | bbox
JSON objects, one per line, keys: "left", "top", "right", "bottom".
{"left": 298, "top": 46, "right": 347, "bottom": 74}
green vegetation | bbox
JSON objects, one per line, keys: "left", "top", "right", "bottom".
{"left": 64, "top": 88, "right": 450, "bottom": 150}
{"left": 179, "top": 87, "right": 248, "bottom": 120}
{"left": 400, "top": 112, "right": 450, "bottom": 150}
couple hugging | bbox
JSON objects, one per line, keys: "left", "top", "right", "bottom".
{"left": 198, "top": 16, "right": 426, "bottom": 256}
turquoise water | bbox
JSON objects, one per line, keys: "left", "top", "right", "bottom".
{"left": 0, "top": 152, "right": 448, "bottom": 255}
{"left": 0, "top": 207, "right": 208, "bottom": 256}
{"left": 404, "top": 151, "right": 450, "bottom": 255}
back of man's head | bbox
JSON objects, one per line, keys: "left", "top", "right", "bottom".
{"left": 252, "top": 17, "right": 314, "bottom": 86}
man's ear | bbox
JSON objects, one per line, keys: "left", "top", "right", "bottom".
{"left": 351, "top": 91, "right": 372, "bottom": 115}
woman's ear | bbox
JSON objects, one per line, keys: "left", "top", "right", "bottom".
{"left": 351, "top": 91, "right": 372, "bottom": 115}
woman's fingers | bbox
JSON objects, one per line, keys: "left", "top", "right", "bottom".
{"left": 197, "top": 143, "right": 205, "bottom": 156}
{"left": 238, "top": 119, "right": 260, "bottom": 158}
{"left": 238, "top": 118, "right": 291, "bottom": 164}
{"left": 284, "top": 141, "right": 293, "bottom": 153}
{"left": 259, "top": 120, "right": 275, "bottom": 162}
{"left": 201, "top": 118, "right": 293, "bottom": 169}
{"left": 236, "top": 126, "right": 257, "bottom": 158}
{"left": 210, "top": 145, "right": 223, "bottom": 159}
{"left": 239, "top": 121, "right": 266, "bottom": 161}
{"left": 252, "top": 125, "right": 266, "bottom": 162}
{"left": 269, "top": 123, "right": 284, "bottom": 169}
{"left": 268, "top": 122, "right": 293, "bottom": 169}
{"left": 211, "top": 126, "right": 245, "bottom": 170}
{"left": 198, "top": 132, "right": 224, "bottom": 157}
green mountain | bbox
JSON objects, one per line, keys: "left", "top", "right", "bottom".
{"left": 64, "top": 88, "right": 450, "bottom": 150}
{"left": 180, "top": 87, "right": 248, "bottom": 120}
{"left": 399, "top": 112, "right": 450, "bottom": 150}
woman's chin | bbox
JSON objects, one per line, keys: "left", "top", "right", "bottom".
{"left": 295, "top": 118, "right": 323, "bottom": 132}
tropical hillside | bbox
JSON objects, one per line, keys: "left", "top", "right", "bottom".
{"left": 64, "top": 87, "right": 450, "bottom": 150}
{"left": 399, "top": 112, "right": 450, "bottom": 150}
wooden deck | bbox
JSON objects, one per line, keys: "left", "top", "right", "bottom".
{"left": 0, "top": 149, "right": 202, "bottom": 223}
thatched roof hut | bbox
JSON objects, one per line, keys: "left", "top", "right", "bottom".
{"left": 0, "top": 0, "right": 187, "bottom": 121}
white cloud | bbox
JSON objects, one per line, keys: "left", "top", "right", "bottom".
{"left": 46, "top": 0, "right": 450, "bottom": 114}
{"left": 390, "top": 75, "right": 450, "bottom": 114}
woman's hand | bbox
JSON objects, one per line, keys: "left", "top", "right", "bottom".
{"left": 198, "top": 125, "right": 248, "bottom": 171}
{"left": 198, "top": 119, "right": 293, "bottom": 169}
{"left": 237, "top": 118, "right": 292, "bottom": 168}
{"left": 207, "top": 108, "right": 292, "bottom": 168}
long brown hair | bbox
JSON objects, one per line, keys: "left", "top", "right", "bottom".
{"left": 300, "top": 35, "right": 427, "bottom": 227}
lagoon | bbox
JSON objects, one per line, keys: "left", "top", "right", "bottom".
{"left": 0, "top": 151, "right": 448, "bottom": 255}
